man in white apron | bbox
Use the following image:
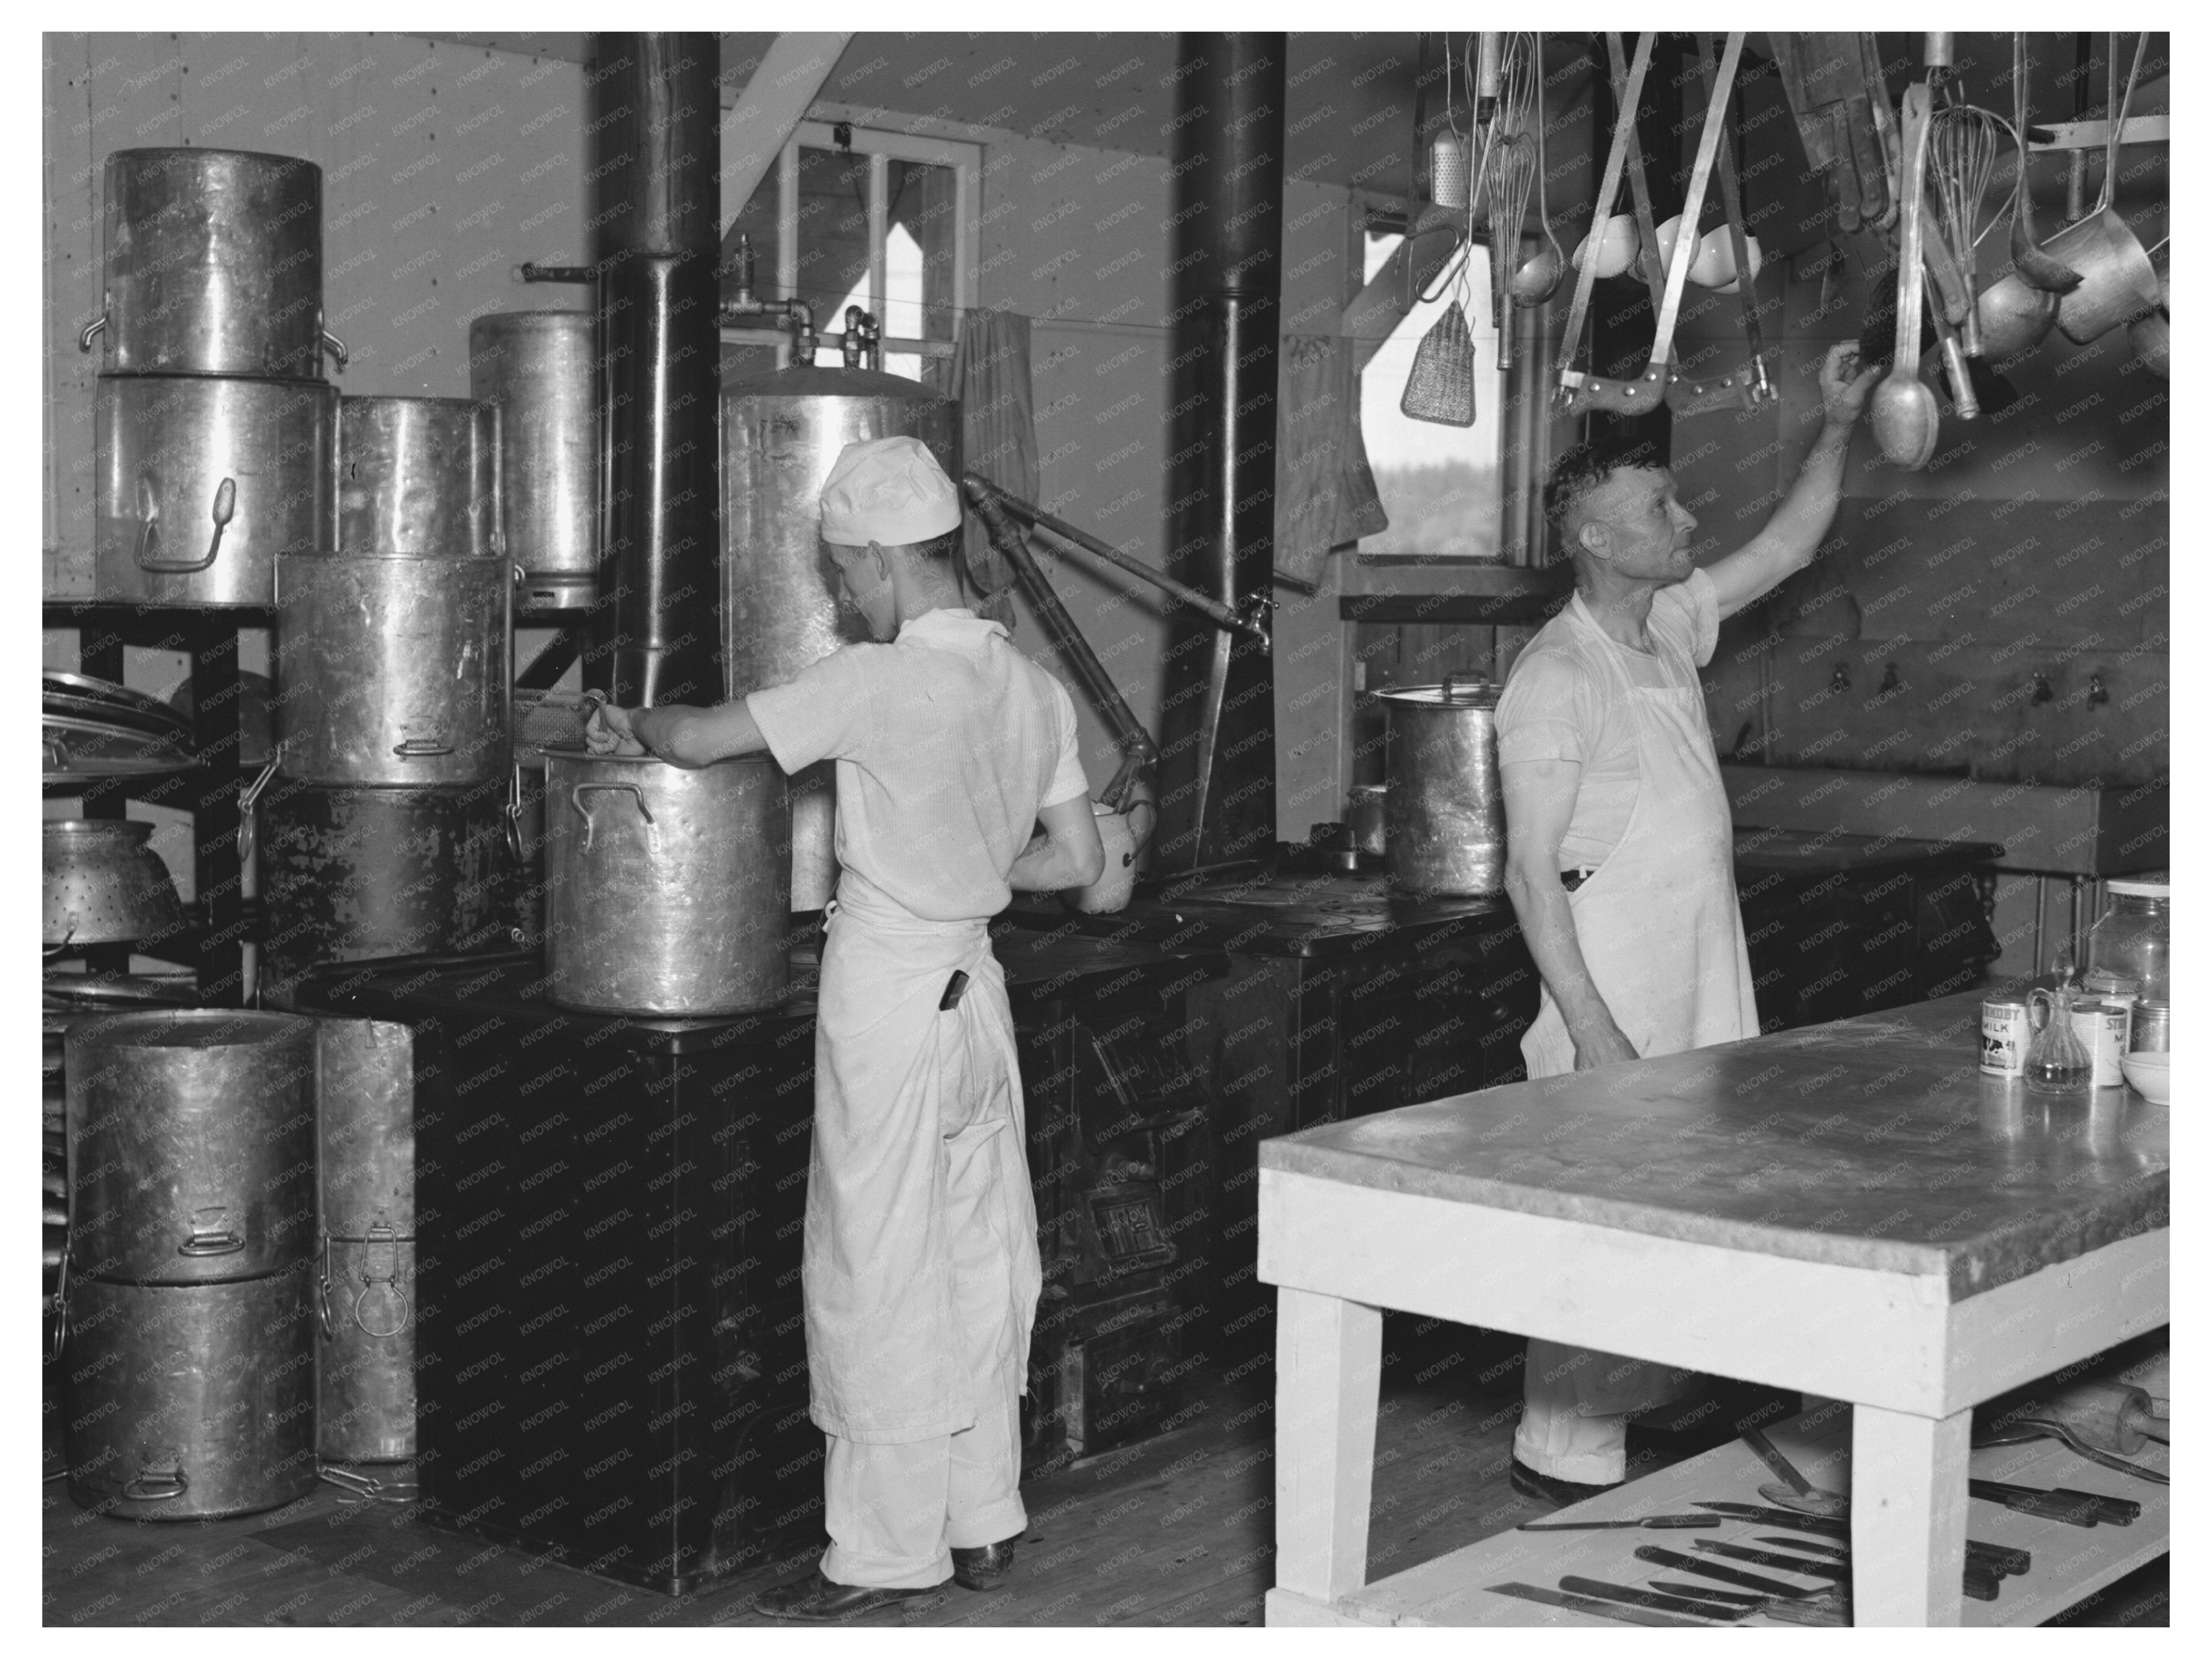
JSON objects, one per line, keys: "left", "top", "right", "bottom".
{"left": 1495, "top": 342, "right": 1878, "bottom": 1504}
{"left": 586, "top": 436, "right": 1104, "bottom": 1616}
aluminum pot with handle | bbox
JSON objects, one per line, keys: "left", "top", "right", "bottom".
{"left": 86, "top": 147, "right": 345, "bottom": 379}
{"left": 469, "top": 311, "right": 599, "bottom": 610}
{"left": 1379, "top": 678, "right": 1508, "bottom": 897}
{"left": 338, "top": 395, "right": 502, "bottom": 559}
{"left": 61, "top": 1266, "right": 318, "bottom": 1519}
{"left": 544, "top": 749, "right": 793, "bottom": 1016}
{"left": 275, "top": 552, "right": 511, "bottom": 786}
{"left": 65, "top": 1009, "right": 320, "bottom": 1284}
{"left": 95, "top": 374, "right": 339, "bottom": 606}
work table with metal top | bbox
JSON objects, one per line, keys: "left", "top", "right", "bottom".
{"left": 1257, "top": 992, "right": 2168, "bottom": 1626}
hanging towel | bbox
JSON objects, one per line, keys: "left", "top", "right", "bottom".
{"left": 944, "top": 310, "right": 1038, "bottom": 628}
{"left": 1274, "top": 334, "right": 1390, "bottom": 590}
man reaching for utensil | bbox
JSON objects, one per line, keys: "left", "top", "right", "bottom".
{"left": 1495, "top": 341, "right": 1879, "bottom": 1504}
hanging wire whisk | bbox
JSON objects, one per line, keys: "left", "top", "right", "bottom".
{"left": 1927, "top": 101, "right": 2008, "bottom": 355}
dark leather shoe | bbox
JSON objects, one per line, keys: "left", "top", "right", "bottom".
{"left": 1508, "top": 1455, "right": 1623, "bottom": 1509}
{"left": 950, "top": 1535, "right": 1019, "bottom": 1591}
{"left": 752, "top": 1569, "right": 939, "bottom": 1622}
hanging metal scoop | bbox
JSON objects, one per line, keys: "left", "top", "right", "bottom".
{"left": 1509, "top": 46, "right": 1566, "bottom": 306}
{"left": 2006, "top": 30, "right": 2085, "bottom": 295}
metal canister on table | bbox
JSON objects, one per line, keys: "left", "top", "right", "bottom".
{"left": 1346, "top": 785, "right": 1388, "bottom": 858}
{"left": 2129, "top": 998, "right": 2169, "bottom": 1055}
{"left": 1979, "top": 999, "right": 2030, "bottom": 1078}
{"left": 2068, "top": 997, "right": 2133, "bottom": 1088}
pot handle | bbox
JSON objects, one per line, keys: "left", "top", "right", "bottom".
{"left": 137, "top": 476, "right": 236, "bottom": 574}
{"left": 392, "top": 735, "right": 456, "bottom": 759}
{"left": 505, "top": 763, "right": 528, "bottom": 863}
{"left": 351, "top": 1223, "right": 411, "bottom": 1340}
{"left": 123, "top": 1465, "right": 188, "bottom": 1503}
{"left": 179, "top": 1208, "right": 245, "bottom": 1258}
{"left": 78, "top": 314, "right": 107, "bottom": 352}
{"left": 572, "top": 782, "right": 656, "bottom": 853}
{"left": 236, "top": 748, "right": 283, "bottom": 864}
{"left": 321, "top": 328, "right": 349, "bottom": 370}
{"left": 48, "top": 1242, "right": 68, "bottom": 1363}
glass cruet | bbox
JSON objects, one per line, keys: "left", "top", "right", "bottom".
{"left": 2025, "top": 972, "right": 2094, "bottom": 1094}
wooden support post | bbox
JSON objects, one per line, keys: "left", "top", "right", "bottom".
{"left": 1850, "top": 1404, "right": 1973, "bottom": 1626}
{"left": 1271, "top": 1286, "right": 1381, "bottom": 1609}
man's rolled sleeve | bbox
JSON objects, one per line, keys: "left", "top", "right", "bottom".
{"left": 1041, "top": 683, "right": 1089, "bottom": 807}
{"left": 744, "top": 646, "right": 876, "bottom": 773}
{"left": 1495, "top": 649, "right": 1591, "bottom": 766}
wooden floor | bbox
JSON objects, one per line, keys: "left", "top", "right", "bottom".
{"left": 42, "top": 1328, "right": 2168, "bottom": 1628}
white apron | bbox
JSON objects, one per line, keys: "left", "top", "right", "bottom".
{"left": 805, "top": 881, "right": 1043, "bottom": 1444}
{"left": 1518, "top": 596, "right": 1759, "bottom": 1079}
{"left": 1518, "top": 594, "right": 1757, "bottom": 1420}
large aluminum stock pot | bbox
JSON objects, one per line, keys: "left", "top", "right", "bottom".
{"left": 275, "top": 553, "right": 511, "bottom": 786}
{"left": 89, "top": 147, "right": 340, "bottom": 379}
{"left": 65, "top": 1009, "right": 320, "bottom": 1283}
{"left": 469, "top": 311, "right": 599, "bottom": 609}
{"left": 722, "top": 363, "right": 959, "bottom": 910}
{"left": 95, "top": 374, "right": 339, "bottom": 606}
{"left": 1379, "top": 679, "right": 1508, "bottom": 897}
{"left": 338, "top": 395, "right": 502, "bottom": 559}
{"left": 543, "top": 749, "right": 792, "bottom": 1016}
{"left": 61, "top": 1267, "right": 318, "bottom": 1519}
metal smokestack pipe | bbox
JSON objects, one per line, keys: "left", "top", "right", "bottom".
{"left": 1157, "top": 34, "right": 1286, "bottom": 867}
{"left": 588, "top": 32, "right": 723, "bottom": 709}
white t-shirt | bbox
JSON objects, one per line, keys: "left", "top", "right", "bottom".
{"left": 746, "top": 608, "right": 1091, "bottom": 921}
{"left": 1495, "top": 566, "right": 1720, "bottom": 870}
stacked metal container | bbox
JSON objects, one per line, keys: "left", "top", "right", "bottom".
{"left": 60, "top": 1011, "right": 323, "bottom": 1517}
{"left": 87, "top": 149, "right": 343, "bottom": 606}
{"left": 260, "top": 396, "right": 516, "bottom": 999}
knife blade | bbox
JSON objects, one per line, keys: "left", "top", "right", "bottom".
{"left": 1971, "top": 1478, "right": 2138, "bottom": 1525}
{"left": 1557, "top": 1575, "right": 1748, "bottom": 1621}
{"left": 1758, "top": 1534, "right": 1846, "bottom": 1558}
{"left": 1693, "top": 1538, "right": 1851, "bottom": 1580}
{"left": 1518, "top": 1514, "right": 1722, "bottom": 1531}
{"left": 1648, "top": 1580, "right": 1765, "bottom": 1607}
{"left": 1634, "top": 1544, "right": 1823, "bottom": 1599}
{"left": 1694, "top": 1500, "right": 1850, "bottom": 1536}
{"left": 1486, "top": 1581, "right": 1709, "bottom": 1628}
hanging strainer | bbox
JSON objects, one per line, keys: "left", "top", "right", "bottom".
{"left": 1401, "top": 299, "right": 1478, "bottom": 426}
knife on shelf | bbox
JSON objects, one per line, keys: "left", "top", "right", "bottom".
{"left": 1518, "top": 1514, "right": 1722, "bottom": 1531}
{"left": 1486, "top": 1581, "right": 1709, "bottom": 1628}
{"left": 1971, "top": 1478, "right": 2139, "bottom": 1526}
{"left": 1556, "top": 1575, "right": 1749, "bottom": 1621}
{"left": 1633, "top": 1544, "right": 1825, "bottom": 1599}
{"left": 1693, "top": 1538, "right": 1850, "bottom": 1580}
{"left": 1690, "top": 1501, "right": 2032, "bottom": 1572}
{"left": 1753, "top": 1538, "right": 2009, "bottom": 1597}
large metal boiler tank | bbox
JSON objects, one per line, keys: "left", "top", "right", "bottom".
{"left": 721, "top": 364, "right": 958, "bottom": 911}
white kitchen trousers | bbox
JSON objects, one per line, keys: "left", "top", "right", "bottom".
{"left": 820, "top": 1340, "right": 1026, "bottom": 1588}
{"left": 1515, "top": 1337, "right": 1698, "bottom": 1485}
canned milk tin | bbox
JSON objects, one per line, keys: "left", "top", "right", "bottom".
{"left": 1980, "top": 999, "right": 2030, "bottom": 1078}
{"left": 2070, "top": 998, "right": 2132, "bottom": 1088}
{"left": 2130, "top": 998, "right": 2170, "bottom": 1054}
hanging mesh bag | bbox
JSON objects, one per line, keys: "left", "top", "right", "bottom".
{"left": 1399, "top": 299, "right": 1477, "bottom": 426}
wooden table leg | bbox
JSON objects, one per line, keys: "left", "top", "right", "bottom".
{"left": 1271, "top": 1285, "right": 1381, "bottom": 1613}
{"left": 1849, "top": 1403, "right": 1973, "bottom": 1626}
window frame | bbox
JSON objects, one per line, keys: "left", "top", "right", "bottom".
{"left": 724, "top": 120, "right": 983, "bottom": 369}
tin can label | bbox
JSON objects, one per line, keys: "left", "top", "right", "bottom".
{"left": 1980, "top": 1000, "right": 2029, "bottom": 1077}
{"left": 2070, "top": 999, "right": 2131, "bottom": 1088}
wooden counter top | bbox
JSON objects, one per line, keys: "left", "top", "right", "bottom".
{"left": 1260, "top": 993, "right": 2166, "bottom": 1301}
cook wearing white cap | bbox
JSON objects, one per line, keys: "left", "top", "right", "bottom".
{"left": 588, "top": 434, "right": 1103, "bottom": 1619}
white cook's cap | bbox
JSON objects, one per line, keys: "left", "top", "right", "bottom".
{"left": 819, "top": 435, "right": 961, "bottom": 546}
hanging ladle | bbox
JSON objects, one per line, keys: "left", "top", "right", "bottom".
{"left": 2007, "top": 30, "right": 2083, "bottom": 295}
{"left": 1509, "top": 38, "right": 1566, "bottom": 305}
{"left": 1872, "top": 83, "right": 1942, "bottom": 470}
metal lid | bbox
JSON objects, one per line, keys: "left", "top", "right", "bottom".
{"left": 1375, "top": 678, "right": 1502, "bottom": 708}
{"left": 2106, "top": 878, "right": 2170, "bottom": 898}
